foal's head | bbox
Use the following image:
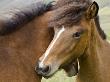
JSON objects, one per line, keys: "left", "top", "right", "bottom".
{"left": 36, "top": 1, "right": 100, "bottom": 77}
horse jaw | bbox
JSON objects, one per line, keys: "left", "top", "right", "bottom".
{"left": 63, "top": 59, "right": 78, "bottom": 77}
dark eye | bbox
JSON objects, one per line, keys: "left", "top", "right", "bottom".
{"left": 72, "top": 32, "right": 81, "bottom": 39}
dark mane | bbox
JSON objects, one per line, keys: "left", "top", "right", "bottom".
{"left": 0, "top": 0, "right": 52, "bottom": 35}
{"left": 54, "top": 0, "right": 92, "bottom": 9}
{"left": 95, "top": 16, "right": 106, "bottom": 39}
{"left": 50, "top": 0, "right": 91, "bottom": 27}
{"left": 50, "top": 0, "right": 106, "bottom": 39}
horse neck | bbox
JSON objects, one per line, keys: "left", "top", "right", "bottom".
{"left": 0, "top": 13, "right": 53, "bottom": 81}
{"left": 77, "top": 20, "right": 109, "bottom": 82}
{"left": 0, "top": 11, "right": 53, "bottom": 63}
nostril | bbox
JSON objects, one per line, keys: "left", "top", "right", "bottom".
{"left": 42, "top": 65, "right": 50, "bottom": 73}
{"left": 35, "top": 61, "right": 51, "bottom": 75}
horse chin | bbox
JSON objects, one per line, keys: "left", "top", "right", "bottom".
{"left": 42, "top": 69, "right": 59, "bottom": 79}
{"left": 63, "top": 59, "right": 79, "bottom": 77}
{"left": 41, "top": 66, "right": 60, "bottom": 79}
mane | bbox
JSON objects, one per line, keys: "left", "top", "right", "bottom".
{"left": 94, "top": 16, "right": 106, "bottom": 39}
{"left": 50, "top": 0, "right": 91, "bottom": 27}
{"left": 54, "top": 0, "right": 92, "bottom": 9}
{"left": 0, "top": 0, "right": 52, "bottom": 35}
{"left": 50, "top": 0, "right": 106, "bottom": 39}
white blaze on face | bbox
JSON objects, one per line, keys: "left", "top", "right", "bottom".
{"left": 39, "top": 26, "right": 65, "bottom": 67}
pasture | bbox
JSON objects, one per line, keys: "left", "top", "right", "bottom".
{"left": 42, "top": 0, "right": 110, "bottom": 82}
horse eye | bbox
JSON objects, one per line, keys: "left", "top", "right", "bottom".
{"left": 72, "top": 32, "right": 81, "bottom": 39}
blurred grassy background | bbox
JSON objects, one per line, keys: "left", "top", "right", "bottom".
{"left": 42, "top": 0, "right": 110, "bottom": 82}
{"left": 42, "top": 70, "right": 76, "bottom": 82}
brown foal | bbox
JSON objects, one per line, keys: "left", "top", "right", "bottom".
{"left": 36, "top": 1, "right": 110, "bottom": 82}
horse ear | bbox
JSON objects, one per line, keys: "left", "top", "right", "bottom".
{"left": 86, "top": 1, "right": 99, "bottom": 19}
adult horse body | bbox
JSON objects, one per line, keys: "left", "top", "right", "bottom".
{"left": 36, "top": 0, "right": 110, "bottom": 82}
{"left": 0, "top": 0, "right": 54, "bottom": 82}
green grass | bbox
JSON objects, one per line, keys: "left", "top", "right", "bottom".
{"left": 42, "top": 70, "right": 76, "bottom": 82}
{"left": 107, "top": 33, "right": 110, "bottom": 40}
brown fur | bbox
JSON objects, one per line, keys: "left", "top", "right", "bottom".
{"left": 0, "top": 2, "right": 105, "bottom": 80}
{"left": 0, "top": 10, "right": 54, "bottom": 82}
{"left": 0, "top": 0, "right": 54, "bottom": 82}
{"left": 77, "top": 16, "right": 110, "bottom": 82}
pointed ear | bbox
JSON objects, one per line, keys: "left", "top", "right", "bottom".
{"left": 86, "top": 1, "right": 99, "bottom": 19}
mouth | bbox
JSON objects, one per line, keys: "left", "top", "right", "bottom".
{"left": 42, "top": 69, "right": 60, "bottom": 79}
